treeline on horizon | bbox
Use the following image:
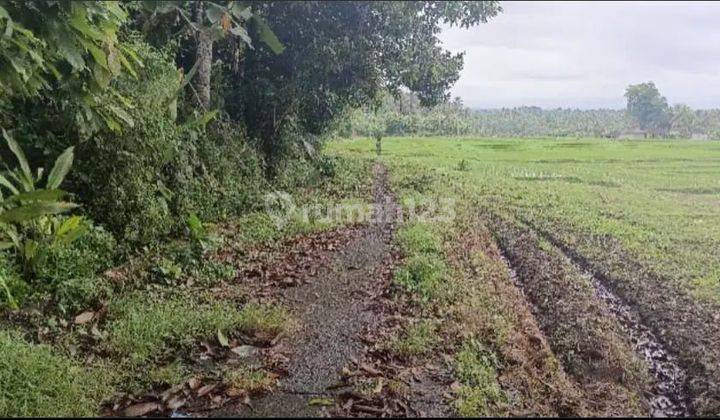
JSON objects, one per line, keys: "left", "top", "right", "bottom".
{"left": 343, "top": 91, "right": 720, "bottom": 139}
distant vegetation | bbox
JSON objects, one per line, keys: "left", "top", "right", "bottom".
{"left": 344, "top": 85, "right": 720, "bottom": 139}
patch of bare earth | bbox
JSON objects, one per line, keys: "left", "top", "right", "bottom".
{"left": 445, "top": 210, "right": 587, "bottom": 416}
{"left": 527, "top": 220, "right": 720, "bottom": 416}
{"left": 189, "top": 162, "right": 416, "bottom": 417}
{"left": 489, "top": 215, "right": 652, "bottom": 416}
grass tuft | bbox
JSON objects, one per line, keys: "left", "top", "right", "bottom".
{"left": 454, "top": 339, "right": 506, "bottom": 417}
{"left": 0, "top": 331, "right": 110, "bottom": 417}
{"left": 106, "top": 294, "right": 287, "bottom": 361}
{"left": 391, "top": 320, "right": 438, "bottom": 358}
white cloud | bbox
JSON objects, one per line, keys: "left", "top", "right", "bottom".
{"left": 440, "top": 1, "right": 720, "bottom": 109}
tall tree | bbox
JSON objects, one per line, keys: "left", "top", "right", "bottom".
{"left": 624, "top": 82, "right": 670, "bottom": 137}
{"left": 228, "top": 1, "right": 501, "bottom": 172}
{"left": 136, "top": 1, "right": 284, "bottom": 110}
{"left": 670, "top": 104, "right": 697, "bottom": 138}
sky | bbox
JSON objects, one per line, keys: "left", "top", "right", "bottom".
{"left": 439, "top": 1, "right": 720, "bottom": 110}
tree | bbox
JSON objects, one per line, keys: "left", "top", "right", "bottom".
{"left": 136, "top": 1, "right": 284, "bottom": 110}
{"left": 229, "top": 1, "right": 501, "bottom": 173}
{"left": 624, "top": 82, "right": 670, "bottom": 137}
{"left": 671, "top": 104, "right": 697, "bottom": 138}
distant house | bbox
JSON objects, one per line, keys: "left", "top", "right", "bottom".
{"left": 691, "top": 132, "right": 710, "bottom": 140}
{"left": 617, "top": 129, "right": 648, "bottom": 140}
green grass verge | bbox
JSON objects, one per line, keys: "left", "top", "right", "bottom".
{"left": 0, "top": 331, "right": 111, "bottom": 417}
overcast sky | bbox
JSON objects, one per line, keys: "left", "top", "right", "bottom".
{"left": 439, "top": 1, "right": 720, "bottom": 109}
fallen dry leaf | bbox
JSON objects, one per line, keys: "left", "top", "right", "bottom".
{"left": 124, "top": 402, "right": 161, "bottom": 417}
{"left": 74, "top": 311, "right": 95, "bottom": 325}
{"left": 226, "top": 387, "right": 246, "bottom": 398}
{"left": 230, "top": 345, "right": 256, "bottom": 357}
{"left": 197, "top": 383, "right": 217, "bottom": 397}
{"left": 166, "top": 396, "right": 186, "bottom": 410}
{"left": 187, "top": 377, "right": 201, "bottom": 390}
{"left": 360, "top": 363, "right": 381, "bottom": 376}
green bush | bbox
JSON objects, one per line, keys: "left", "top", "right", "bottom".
{"left": 33, "top": 221, "right": 117, "bottom": 313}
{"left": 0, "top": 330, "right": 110, "bottom": 416}
{"left": 0, "top": 254, "right": 26, "bottom": 309}
{"left": 391, "top": 320, "right": 438, "bottom": 358}
{"left": 454, "top": 339, "right": 506, "bottom": 417}
{"left": 394, "top": 222, "right": 447, "bottom": 301}
{"left": 397, "top": 223, "right": 443, "bottom": 255}
{"left": 170, "top": 119, "right": 266, "bottom": 222}
{"left": 394, "top": 253, "right": 447, "bottom": 301}
{"left": 69, "top": 40, "right": 180, "bottom": 248}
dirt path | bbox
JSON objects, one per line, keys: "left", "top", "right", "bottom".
{"left": 212, "top": 163, "right": 398, "bottom": 417}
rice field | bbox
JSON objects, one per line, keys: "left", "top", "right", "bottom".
{"left": 330, "top": 136, "right": 720, "bottom": 416}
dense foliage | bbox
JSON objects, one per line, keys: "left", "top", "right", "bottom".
{"left": 0, "top": 0, "right": 501, "bottom": 309}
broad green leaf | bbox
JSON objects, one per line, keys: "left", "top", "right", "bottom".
{"left": 55, "top": 215, "right": 82, "bottom": 237}
{"left": 2, "top": 129, "right": 32, "bottom": 185}
{"left": 0, "top": 5, "right": 9, "bottom": 19}
{"left": 56, "top": 33, "right": 86, "bottom": 71}
{"left": 0, "top": 276, "right": 17, "bottom": 310}
{"left": 0, "top": 201, "right": 77, "bottom": 223}
{"left": 54, "top": 215, "right": 87, "bottom": 246}
{"left": 3, "top": 189, "right": 66, "bottom": 204}
{"left": 117, "top": 51, "right": 137, "bottom": 78}
{"left": 78, "top": 37, "right": 108, "bottom": 70}
{"left": 69, "top": 5, "right": 104, "bottom": 42}
{"left": 0, "top": 173, "right": 19, "bottom": 195}
{"left": 46, "top": 147, "right": 75, "bottom": 189}
{"left": 7, "top": 170, "right": 33, "bottom": 193}
{"left": 251, "top": 15, "right": 284, "bottom": 54}
{"left": 107, "top": 104, "right": 134, "bottom": 128}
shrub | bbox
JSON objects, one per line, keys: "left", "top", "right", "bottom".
{"left": 170, "top": 119, "right": 266, "bottom": 223}
{"left": 69, "top": 40, "right": 180, "bottom": 248}
{"left": 394, "top": 253, "right": 447, "bottom": 301}
{"left": 32, "top": 221, "right": 117, "bottom": 313}
{"left": 391, "top": 320, "right": 438, "bottom": 358}
{"left": 394, "top": 222, "right": 447, "bottom": 302}
{"left": 0, "top": 330, "right": 110, "bottom": 416}
{"left": 0, "top": 254, "right": 26, "bottom": 309}
{"left": 397, "top": 223, "right": 443, "bottom": 255}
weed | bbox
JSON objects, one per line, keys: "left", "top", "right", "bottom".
{"left": 391, "top": 320, "right": 438, "bottom": 358}
{"left": 224, "top": 367, "right": 276, "bottom": 395}
{"left": 148, "top": 360, "right": 189, "bottom": 387}
{"left": 454, "top": 339, "right": 506, "bottom": 417}
{"left": 394, "top": 253, "right": 446, "bottom": 301}
{"left": 396, "top": 222, "right": 442, "bottom": 255}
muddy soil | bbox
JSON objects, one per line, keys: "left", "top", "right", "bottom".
{"left": 528, "top": 220, "right": 720, "bottom": 416}
{"left": 490, "top": 216, "right": 652, "bottom": 416}
{"left": 445, "top": 210, "right": 587, "bottom": 416}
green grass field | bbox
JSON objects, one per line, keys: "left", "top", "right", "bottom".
{"left": 331, "top": 136, "right": 720, "bottom": 415}
{"left": 332, "top": 136, "right": 720, "bottom": 302}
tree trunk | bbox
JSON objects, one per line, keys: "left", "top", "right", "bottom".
{"left": 194, "top": 1, "right": 212, "bottom": 109}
